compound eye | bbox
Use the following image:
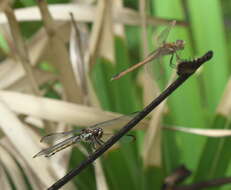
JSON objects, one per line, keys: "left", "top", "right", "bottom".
{"left": 176, "top": 40, "right": 185, "bottom": 46}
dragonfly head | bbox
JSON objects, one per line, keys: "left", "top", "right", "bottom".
{"left": 93, "top": 127, "right": 103, "bottom": 138}
{"left": 175, "top": 40, "right": 185, "bottom": 50}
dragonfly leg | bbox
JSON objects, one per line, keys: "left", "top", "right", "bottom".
{"left": 126, "top": 134, "right": 136, "bottom": 142}
{"left": 169, "top": 53, "right": 176, "bottom": 68}
{"left": 94, "top": 137, "right": 104, "bottom": 146}
{"left": 98, "top": 138, "right": 105, "bottom": 145}
{"left": 90, "top": 140, "right": 97, "bottom": 150}
{"left": 90, "top": 137, "right": 102, "bottom": 150}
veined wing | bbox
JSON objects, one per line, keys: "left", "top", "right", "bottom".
{"left": 40, "top": 112, "right": 137, "bottom": 143}
{"left": 101, "top": 133, "right": 136, "bottom": 143}
{"left": 155, "top": 20, "right": 176, "bottom": 46}
{"left": 93, "top": 133, "right": 136, "bottom": 150}
{"left": 40, "top": 129, "right": 82, "bottom": 143}
{"left": 90, "top": 112, "right": 138, "bottom": 129}
{"left": 111, "top": 49, "right": 161, "bottom": 80}
{"left": 33, "top": 135, "right": 80, "bottom": 158}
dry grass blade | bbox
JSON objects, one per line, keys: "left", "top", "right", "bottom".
{"left": 94, "top": 159, "right": 109, "bottom": 190}
{"left": 86, "top": 75, "right": 101, "bottom": 106}
{"left": 5, "top": 69, "right": 57, "bottom": 93}
{"left": 142, "top": 103, "right": 165, "bottom": 167}
{"left": 0, "top": 91, "right": 148, "bottom": 129}
{"left": 0, "top": 162, "right": 12, "bottom": 189}
{"left": 0, "top": 100, "right": 57, "bottom": 187}
{"left": 0, "top": 22, "right": 70, "bottom": 90}
{"left": 87, "top": 0, "right": 106, "bottom": 68}
{"left": 3, "top": 4, "right": 40, "bottom": 95}
{"left": 114, "top": 8, "right": 187, "bottom": 26}
{"left": 1, "top": 138, "right": 47, "bottom": 190}
{"left": 139, "top": 0, "right": 148, "bottom": 56}
{"left": 0, "top": 145, "right": 27, "bottom": 189}
{"left": 0, "top": 4, "right": 187, "bottom": 26}
{"left": 36, "top": 0, "right": 82, "bottom": 103}
{"left": 137, "top": 70, "right": 160, "bottom": 106}
{"left": 164, "top": 126, "right": 231, "bottom": 137}
{"left": 142, "top": 73, "right": 175, "bottom": 167}
{"left": 98, "top": 0, "right": 114, "bottom": 62}
{"left": 113, "top": 0, "right": 125, "bottom": 36}
{"left": 217, "top": 77, "right": 231, "bottom": 117}
{"left": 0, "top": 60, "right": 22, "bottom": 89}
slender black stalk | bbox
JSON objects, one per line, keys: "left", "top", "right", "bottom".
{"left": 48, "top": 51, "right": 213, "bottom": 190}
{"left": 174, "top": 176, "right": 231, "bottom": 190}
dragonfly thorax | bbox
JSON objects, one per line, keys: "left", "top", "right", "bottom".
{"left": 161, "top": 40, "right": 185, "bottom": 55}
{"left": 80, "top": 128, "right": 103, "bottom": 142}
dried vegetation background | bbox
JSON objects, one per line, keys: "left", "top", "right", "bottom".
{"left": 0, "top": 0, "right": 231, "bottom": 190}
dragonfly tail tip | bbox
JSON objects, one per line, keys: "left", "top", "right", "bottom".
{"left": 110, "top": 76, "right": 116, "bottom": 81}
{"left": 111, "top": 74, "right": 120, "bottom": 81}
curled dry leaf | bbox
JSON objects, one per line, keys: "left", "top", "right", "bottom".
{"left": 0, "top": 91, "right": 148, "bottom": 129}
{"left": 0, "top": 163, "right": 12, "bottom": 189}
{"left": 0, "top": 100, "right": 58, "bottom": 188}
{"left": 0, "top": 145, "right": 27, "bottom": 189}
{"left": 1, "top": 138, "right": 47, "bottom": 190}
{"left": 69, "top": 15, "right": 89, "bottom": 104}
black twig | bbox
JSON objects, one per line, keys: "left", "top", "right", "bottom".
{"left": 174, "top": 176, "right": 231, "bottom": 190}
{"left": 48, "top": 51, "right": 213, "bottom": 190}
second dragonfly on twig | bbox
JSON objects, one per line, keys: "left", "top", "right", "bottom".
{"left": 111, "top": 20, "right": 185, "bottom": 81}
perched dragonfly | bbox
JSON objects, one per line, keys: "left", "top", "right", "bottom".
{"left": 111, "top": 20, "right": 185, "bottom": 81}
{"left": 33, "top": 113, "right": 137, "bottom": 158}
{"left": 177, "top": 51, "right": 213, "bottom": 76}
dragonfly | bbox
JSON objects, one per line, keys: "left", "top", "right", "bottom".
{"left": 33, "top": 113, "right": 137, "bottom": 158}
{"left": 111, "top": 20, "right": 185, "bottom": 81}
{"left": 176, "top": 51, "right": 213, "bottom": 76}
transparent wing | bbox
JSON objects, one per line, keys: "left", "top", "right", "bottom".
{"left": 90, "top": 112, "right": 138, "bottom": 129}
{"left": 155, "top": 20, "right": 176, "bottom": 46}
{"left": 40, "top": 129, "right": 82, "bottom": 143}
{"left": 144, "top": 55, "right": 164, "bottom": 81}
{"left": 100, "top": 133, "right": 136, "bottom": 144}
{"left": 33, "top": 135, "right": 80, "bottom": 158}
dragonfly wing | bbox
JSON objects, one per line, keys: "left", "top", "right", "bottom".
{"left": 40, "top": 129, "right": 82, "bottom": 143}
{"left": 33, "top": 136, "right": 80, "bottom": 158}
{"left": 155, "top": 20, "right": 176, "bottom": 46}
{"left": 100, "top": 133, "right": 135, "bottom": 144}
{"left": 144, "top": 51, "right": 165, "bottom": 80}
{"left": 90, "top": 112, "right": 138, "bottom": 129}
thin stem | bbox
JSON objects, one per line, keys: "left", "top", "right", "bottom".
{"left": 174, "top": 176, "right": 231, "bottom": 190}
{"left": 4, "top": 6, "right": 40, "bottom": 95}
{"left": 48, "top": 51, "right": 213, "bottom": 190}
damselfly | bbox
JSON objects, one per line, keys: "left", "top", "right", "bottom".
{"left": 111, "top": 20, "right": 185, "bottom": 81}
{"left": 177, "top": 51, "right": 213, "bottom": 76}
{"left": 33, "top": 113, "right": 137, "bottom": 158}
